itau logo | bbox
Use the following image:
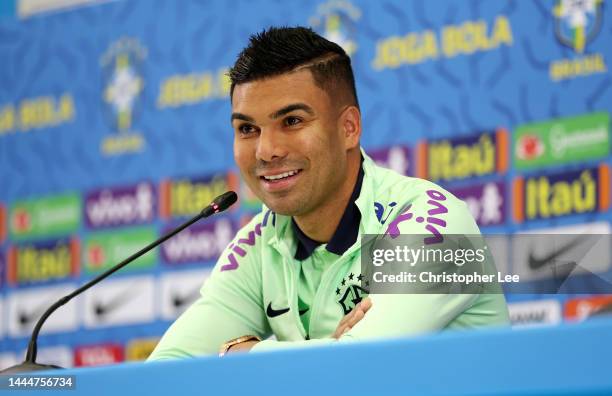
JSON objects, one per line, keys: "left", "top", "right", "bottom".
{"left": 553, "top": 0, "right": 603, "bottom": 53}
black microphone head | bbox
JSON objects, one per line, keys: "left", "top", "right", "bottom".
{"left": 205, "top": 191, "right": 238, "bottom": 215}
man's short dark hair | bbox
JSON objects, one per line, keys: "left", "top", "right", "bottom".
{"left": 229, "top": 26, "right": 359, "bottom": 109}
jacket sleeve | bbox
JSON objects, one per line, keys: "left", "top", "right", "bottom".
{"left": 251, "top": 292, "right": 487, "bottom": 352}
{"left": 252, "top": 191, "right": 509, "bottom": 352}
{"left": 148, "top": 217, "right": 271, "bottom": 360}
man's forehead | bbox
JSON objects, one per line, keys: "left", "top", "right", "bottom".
{"left": 231, "top": 69, "right": 324, "bottom": 109}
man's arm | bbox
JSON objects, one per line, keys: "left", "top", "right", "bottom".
{"left": 226, "top": 298, "right": 374, "bottom": 354}
{"left": 148, "top": 217, "right": 271, "bottom": 360}
{"left": 248, "top": 293, "right": 482, "bottom": 352}
{"left": 248, "top": 193, "right": 509, "bottom": 353}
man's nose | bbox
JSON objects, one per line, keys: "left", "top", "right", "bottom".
{"left": 255, "top": 128, "right": 288, "bottom": 162}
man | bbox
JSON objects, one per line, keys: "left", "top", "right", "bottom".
{"left": 148, "top": 27, "right": 509, "bottom": 359}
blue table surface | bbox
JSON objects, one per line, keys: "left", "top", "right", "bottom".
{"left": 6, "top": 317, "right": 612, "bottom": 396}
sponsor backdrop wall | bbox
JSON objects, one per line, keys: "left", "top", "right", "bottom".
{"left": 0, "top": 0, "right": 611, "bottom": 368}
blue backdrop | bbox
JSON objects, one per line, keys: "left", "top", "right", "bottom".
{"left": 0, "top": 0, "right": 610, "bottom": 368}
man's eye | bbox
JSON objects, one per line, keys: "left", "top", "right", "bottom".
{"left": 239, "top": 124, "right": 257, "bottom": 135}
{"left": 284, "top": 116, "right": 302, "bottom": 126}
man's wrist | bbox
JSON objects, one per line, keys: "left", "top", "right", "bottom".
{"left": 219, "top": 335, "right": 261, "bottom": 356}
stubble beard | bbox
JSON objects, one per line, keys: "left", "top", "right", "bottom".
{"left": 260, "top": 188, "right": 312, "bottom": 217}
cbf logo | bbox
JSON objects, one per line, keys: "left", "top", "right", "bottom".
{"left": 554, "top": 0, "right": 603, "bottom": 53}
{"left": 336, "top": 272, "right": 368, "bottom": 315}
{"left": 99, "top": 37, "right": 148, "bottom": 155}
{"left": 308, "top": 0, "right": 361, "bottom": 56}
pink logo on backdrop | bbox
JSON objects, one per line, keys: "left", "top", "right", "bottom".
{"left": 368, "top": 145, "right": 411, "bottom": 176}
{"left": 85, "top": 182, "right": 155, "bottom": 229}
{"left": 450, "top": 182, "right": 505, "bottom": 226}
{"left": 161, "top": 218, "right": 235, "bottom": 265}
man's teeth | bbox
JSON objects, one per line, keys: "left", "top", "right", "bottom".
{"left": 263, "top": 170, "right": 298, "bottom": 181}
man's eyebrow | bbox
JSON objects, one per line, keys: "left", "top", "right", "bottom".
{"left": 270, "top": 103, "right": 314, "bottom": 119}
{"left": 231, "top": 113, "right": 254, "bottom": 122}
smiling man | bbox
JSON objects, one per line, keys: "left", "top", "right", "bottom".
{"left": 148, "top": 27, "right": 509, "bottom": 360}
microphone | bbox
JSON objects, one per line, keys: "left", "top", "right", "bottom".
{"left": 0, "top": 191, "right": 238, "bottom": 374}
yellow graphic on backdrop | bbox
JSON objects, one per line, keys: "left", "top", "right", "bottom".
{"left": 99, "top": 37, "right": 147, "bottom": 156}
{"left": 525, "top": 171, "right": 597, "bottom": 220}
{"left": 0, "top": 93, "right": 75, "bottom": 135}
{"left": 428, "top": 134, "right": 496, "bottom": 181}
{"left": 157, "top": 68, "right": 230, "bottom": 108}
{"left": 372, "top": 15, "right": 513, "bottom": 70}
{"left": 549, "top": 53, "right": 607, "bottom": 81}
{"left": 549, "top": 0, "right": 606, "bottom": 81}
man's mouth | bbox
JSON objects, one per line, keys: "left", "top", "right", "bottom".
{"left": 261, "top": 169, "right": 301, "bottom": 181}
{"left": 258, "top": 169, "right": 302, "bottom": 191}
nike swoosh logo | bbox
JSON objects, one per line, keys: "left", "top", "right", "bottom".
{"left": 171, "top": 287, "right": 200, "bottom": 309}
{"left": 528, "top": 235, "right": 587, "bottom": 270}
{"left": 17, "top": 302, "right": 48, "bottom": 328}
{"left": 16, "top": 291, "right": 65, "bottom": 329}
{"left": 94, "top": 289, "right": 134, "bottom": 318}
{"left": 266, "top": 303, "right": 290, "bottom": 318}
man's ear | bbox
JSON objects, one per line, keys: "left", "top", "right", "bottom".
{"left": 339, "top": 105, "right": 362, "bottom": 150}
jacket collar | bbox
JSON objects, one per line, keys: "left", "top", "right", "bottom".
{"left": 292, "top": 158, "right": 364, "bottom": 260}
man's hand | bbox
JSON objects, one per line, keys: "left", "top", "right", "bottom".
{"left": 224, "top": 340, "right": 259, "bottom": 354}
{"left": 223, "top": 298, "right": 372, "bottom": 353}
{"left": 333, "top": 297, "right": 372, "bottom": 339}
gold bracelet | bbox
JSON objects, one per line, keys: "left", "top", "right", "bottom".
{"left": 219, "top": 335, "right": 261, "bottom": 357}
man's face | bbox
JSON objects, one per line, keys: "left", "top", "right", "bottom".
{"left": 231, "top": 69, "right": 349, "bottom": 217}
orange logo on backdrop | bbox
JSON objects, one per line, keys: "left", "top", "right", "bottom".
{"left": 0, "top": 204, "right": 5, "bottom": 243}
{"left": 565, "top": 295, "right": 612, "bottom": 321}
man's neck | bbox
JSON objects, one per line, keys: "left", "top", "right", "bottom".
{"left": 293, "top": 152, "right": 361, "bottom": 242}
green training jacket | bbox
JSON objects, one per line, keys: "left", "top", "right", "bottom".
{"left": 149, "top": 152, "right": 509, "bottom": 359}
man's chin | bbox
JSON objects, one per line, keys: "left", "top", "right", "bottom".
{"left": 261, "top": 198, "right": 306, "bottom": 217}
